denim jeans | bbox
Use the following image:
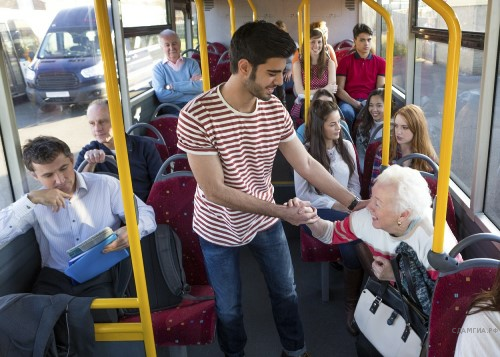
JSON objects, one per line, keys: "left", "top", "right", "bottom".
{"left": 199, "top": 221, "right": 306, "bottom": 357}
{"left": 302, "top": 209, "right": 362, "bottom": 270}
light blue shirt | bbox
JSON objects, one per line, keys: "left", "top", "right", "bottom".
{"left": 0, "top": 171, "right": 156, "bottom": 271}
{"left": 152, "top": 57, "right": 203, "bottom": 105}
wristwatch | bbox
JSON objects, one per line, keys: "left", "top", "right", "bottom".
{"left": 347, "top": 196, "right": 360, "bottom": 211}
{"left": 165, "top": 84, "right": 173, "bottom": 90}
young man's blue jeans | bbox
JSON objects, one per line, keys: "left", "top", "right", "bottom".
{"left": 199, "top": 221, "right": 306, "bottom": 357}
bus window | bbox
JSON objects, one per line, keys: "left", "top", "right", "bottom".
{"left": 0, "top": 135, "right": 14, "bottom": 210}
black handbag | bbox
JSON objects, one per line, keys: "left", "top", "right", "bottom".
{"left": 353, "top": 256, "right": 429, "bottom": 357}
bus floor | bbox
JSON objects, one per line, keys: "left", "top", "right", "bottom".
{"left": 178, "top": 222, "right": 358, "bottom": 357}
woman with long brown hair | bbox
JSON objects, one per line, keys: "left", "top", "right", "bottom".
{"left": 290, "top": 27, "right": 337, "bottom": 127}
{"left": 294, "top": 99, "right": 362, "bottom": 336}
{"left": 370, "top": 104, "right": 438, "bottom": 188}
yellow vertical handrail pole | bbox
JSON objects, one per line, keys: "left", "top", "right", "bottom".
{"left": 423, "top": 0, "right": 461, "bottom": 254}
{"left": 227, "top": 0, "right": 236, "bottom": 36}
{"left": 301, "top": 1, "right": 311, "bottom": 121}
{"left": 93, "top": 1, "right": 156, "bottom": 355}
{"left": 247, "top": 0, "right": 257, "bottom": 21}
{"left": 362, "top": 0, "right": 394, "bottom": 168}
{"left": 195, "top": 0, "right": 211, "bottom": 90}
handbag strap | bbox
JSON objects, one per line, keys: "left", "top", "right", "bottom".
{"left": 390, "top": 258, "right": 413, "bottom": 324}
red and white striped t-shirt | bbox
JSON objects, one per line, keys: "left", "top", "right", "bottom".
{"left": 177, "top": 85, "right": 296, "bottom": 246}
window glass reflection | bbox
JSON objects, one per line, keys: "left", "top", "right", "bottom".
{"left": 413, "top": 39, "right": 482, "bottom": 195}
{"left": 417, "top": 0, "right": 487, "bottom": 32}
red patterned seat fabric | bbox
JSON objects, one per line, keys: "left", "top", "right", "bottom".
{"left": 300, "top": 226, "right": 342, "bottom": 263}
{"left": 428, "top": 266, "right": 497, "bottom": 356}
{"left": 147, "top": 116, "right": 179, "bottom": 162}
{"left": 120, "top": 285, "right": 216, "bottom": 346}
{"left": 121, "top": 173, "right": 216, "bottom": 346}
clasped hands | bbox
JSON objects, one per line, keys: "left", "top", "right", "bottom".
{"left": 282, "top": 197, "right": 320, "bottom": 226}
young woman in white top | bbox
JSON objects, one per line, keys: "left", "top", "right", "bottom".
{"left": 294, "top": 99, "right": 362, "bottom": 335}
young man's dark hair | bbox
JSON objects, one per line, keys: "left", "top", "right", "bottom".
{"left": 23, "top": 136, "right": 73, "bottom": 172}
{"left": 229, "top": 20, "right": 296, "bottom": 74}
{"left": 352, "top": 23, "right": 373, "bottom": 39}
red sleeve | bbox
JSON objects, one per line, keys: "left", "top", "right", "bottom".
{"left": 332, "top": 216, "right": 359, "bottom": 244}
{"left": 378, "top": 56, "right": 386, "bottom": 76}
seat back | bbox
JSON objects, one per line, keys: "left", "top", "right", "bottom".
{"left": 154, "top": 153, "right": 190, "bottom": 181}
{"left": 210, "top": 42, "right": 227, "bottom": 55}
{"left": 0, "top": 229, "right": 40, "bottom": 296}
{"left": 212, "top": 50, "right": 231, "bottom": 86}
{"left": 395, "top": 153, "right": 458, "bottom": 237}
{"left": 300, "top": 226, "right": 342, "bottom": 263}
{"left": 147, "top": 171, "right": 208, "bottom": 285}
{"left": 360, "top": 140, "right": 381, "bottom": 199}
{"left": 127, "top": 122, "right": 169, "bottom": 161}
{"left": 149, "top": 116, "right": 179, "bottom": 160}
{"left": 428, "top": 233, "right": 500, "bottom": 357}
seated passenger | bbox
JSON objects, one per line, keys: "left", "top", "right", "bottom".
{"left": 455, "top": 269, "right": 500, "bottom": 357}
{"left": 0, "top": 136, "right": 156, "bottom": 348}
{"left": 294, "top": 99, "right": 362, "bottom": 335}
{"left": 152, "top": 29, "right": 203, "bottom": 113}
{"left": 354, "top": 88, "right": 391, "bottom": 173}
{"left": 296, "top": 89, "right": 349, "bottom": 143}
{"left": 74, "top": 99, "right": 162, "bottom": 202}
{"left": 370, "top": 104, "right": 438, "bottom": 190}
{"left": 336, "top": 24, "right": 386, "bottom": 130}
{"left": 292, "top": 21, "right": 338, "bottom": 69}
{"left": 293, "top": 164, "right": 460, "bottom": 282}
{"left": 274, "top": 20, "right": 296, "bottom": 106}
{"left": 291, "top": 27, "right": 337, "bottom": 127}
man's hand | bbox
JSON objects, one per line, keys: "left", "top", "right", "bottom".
{"left": 352, "top": 199, "right": 369, "bottom": 211}
{"left": 282, "top": 198, "right": 319, "bottom": 226}
{"left": 27, "top": 189, "right": 71, "bottom": 212}
{"left": 372, "top": 256, "right": 395, "bottom": 281}
{"left": 84, "top": 149, "right": 106, "bottom": 165}
{"left": 102, "top": 226, "right": 129, "bottom": 253}
{"left": 191, "top": 74, "right": 203, "bottom": 81}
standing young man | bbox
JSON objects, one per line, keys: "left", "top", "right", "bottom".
{"left": 177, "top": 21, "right": 363, "bottom": 357}
{"left": 336, "top": 23, "right": 386, "bottom": 129}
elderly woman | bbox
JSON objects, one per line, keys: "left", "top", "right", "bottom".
{"left": 304, "top": 165, "right": 459, "bottom": 280}
{"left": 291, "top": 165, "right": 460, "bottom": 331}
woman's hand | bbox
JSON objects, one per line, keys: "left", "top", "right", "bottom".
{"left": 372, "top": 256, "right": 395, "bottom": 281}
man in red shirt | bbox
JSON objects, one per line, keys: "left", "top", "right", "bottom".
{"left": 336, "top": 24, "right": 386, "bottom": 129}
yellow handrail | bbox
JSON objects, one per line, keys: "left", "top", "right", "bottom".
{"left": 93, "top": 1, "right": 156, "bottom": 355}
{"left": 194, "top": 0, "right": 211, "bottom": 90}
{"left": 227, "top": 0, "right": 236, "bottom": 36}
{"left": 247, "top": 0, "right": 257, "bottom": 21}
{"left": 297, "top": 0, "right": 310, "bottom": 121}
{"left": 362, "top": 0, "right": 394, "bottom": 168}
{"left": 423, "top": 0, "right": 461, "bottom": 253}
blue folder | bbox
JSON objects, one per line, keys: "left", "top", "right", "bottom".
{"left": 64, "top": 233, "right": 129, "bottom": 283}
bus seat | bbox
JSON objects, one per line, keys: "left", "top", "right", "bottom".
{"left": 360, "top": 140, "right": 382, "bottom": 199}
{"left": 190, "top": 49, "right": 220, "bottom": 86}
{"left": 0, "top": 228, "right": 40, "bottom": 296}
{"left": 127, "top": 122, "right": 169, "bottom": 161}
{"left": 428, "top": 233, "right": 500, "bottom": 357}
{"left": 149, "top": 115, "right": 179, "bottom": 160}
{"left": 210, "top": 42, "right": 227, "bottom": 55}
{"left": 121, "top": 171, "right": 216, "bottom": 347}
{"left": 395, "top": 153, "right": 459, "bottom": 238}
{"left": 154, "top": 154, "right": 190, "bottom": 182}
{"left": 212, "top": 50, "right": 231, "bottom": 86}
{"left": 300, "top": 226, "right": 342, "bottom": 302}
{"left": 333, "top": 39, "right": 354, "bottom": 52}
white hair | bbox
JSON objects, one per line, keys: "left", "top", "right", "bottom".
{"left": 374, "top": 165, "right": 432, "bottom": 220}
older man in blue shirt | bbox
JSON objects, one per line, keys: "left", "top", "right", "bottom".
{"left": 152, "top": 29, "right": 203, "bottom": 113}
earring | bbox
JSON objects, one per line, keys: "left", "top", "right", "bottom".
{"left": 397, "top": 220, "right": 402, "bottom": 226}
